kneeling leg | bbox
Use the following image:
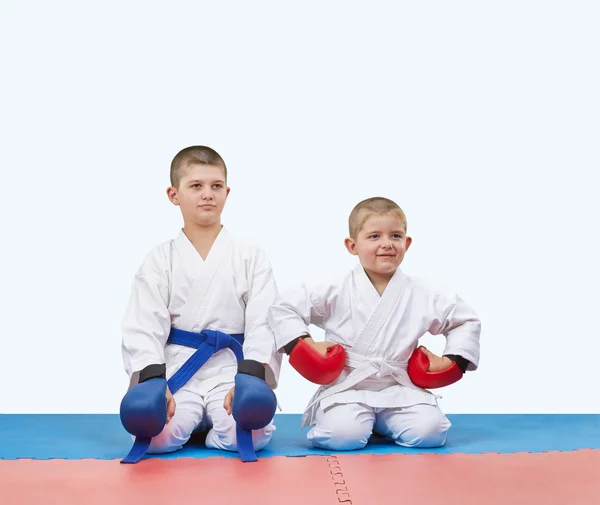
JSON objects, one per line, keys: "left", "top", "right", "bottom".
{"left": 308, "top": 402, "right": 375, "bottom": 451}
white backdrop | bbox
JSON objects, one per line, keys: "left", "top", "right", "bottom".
{"left": 1, "top": 1, "right": 598, "bottom": 414}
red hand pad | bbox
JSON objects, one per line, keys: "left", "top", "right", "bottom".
{"left": 408, "top": 346, "right": 463, "bottom": 389}
{"left": 289, "top": 339, "right": 346, "bottom": 385}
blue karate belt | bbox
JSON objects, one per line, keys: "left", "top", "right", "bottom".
{"left": 122, "top": 328, "right": 248, "bottom": 464}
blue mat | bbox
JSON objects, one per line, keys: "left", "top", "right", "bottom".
{"left": 0, "top": 414, "right": 598, "bottom": 460}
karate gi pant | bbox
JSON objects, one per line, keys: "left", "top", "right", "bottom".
{"left": 145, "top": 382, "right": 275, "bottom": 454}
{"left": 308, "top": 401, "right": 450, "bottom": 451}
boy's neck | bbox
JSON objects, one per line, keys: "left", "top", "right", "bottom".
{"left": 182, "top": 221, "right": 222, "bottom": 260}
{"left": 364, "top": 268, "right": 395, "bottom": 296}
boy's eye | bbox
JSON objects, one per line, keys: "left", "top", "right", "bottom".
{"left": 392, "top": 234, "right": 403, "bottom": 239}
{"left": 368, "top": 234, "right": 379, "bottom": 239}
{"left": 191, "top": 184, "right": 200, "bottom": 188}
{"left": 213, "top": 184, "right": 223, "bottom": 189}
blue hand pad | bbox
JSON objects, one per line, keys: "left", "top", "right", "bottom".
{"left": 232, "top": 373, "right": 277, "bottom": 430}
{"left": 119, "top": 378, "right": 167, "bottom": 438}
{"left": 231, "top": 373, "right": 277, "bottom": 462}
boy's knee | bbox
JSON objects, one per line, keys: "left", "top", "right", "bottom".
{"left": 206, "top": 415, "right": 274, "bottom": 452}
{"left": 309, "top": 419, "right": 371, "bottom": 451}
{"left": 146, "top": 421, "right": 191, "bottom": 454}
{"left": 250, "top": 423, "right": 275, "bottom": 451}
{"left": 206, "top": 416, "right": 238, "bottom": 450}
{"left": 398, "top": 412, "right": 451, "bottom": 448}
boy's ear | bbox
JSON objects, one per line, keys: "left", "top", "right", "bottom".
{"left": 166, "top": 186, "right": 180, "bottom": 206}
{"left": 344, "top": 237, "right": 358, "bottom": 256}
{"left": 405, "top": 236, "right": 412, "bottom": 250}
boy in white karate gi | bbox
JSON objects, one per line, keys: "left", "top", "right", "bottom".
{"left": 121, "top": 145, "right": 281, "bottom": 457}
{"left": 268, "top": 197, "right": 480, "bottom": 450}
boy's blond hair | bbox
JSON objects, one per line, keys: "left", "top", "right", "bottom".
{"left": 170, "top": 145, "right": 227, "bottom": 187}
{"left": 348, "top": 197, "right": 407, "bottom": 239}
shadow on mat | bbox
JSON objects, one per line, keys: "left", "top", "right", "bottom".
{"left": 185, "top": 430, "right": 209, "bottom": 447}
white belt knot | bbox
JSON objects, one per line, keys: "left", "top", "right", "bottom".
{"left": 347, "top": 352, "right": 407, "bottom": 378}
{"left": 370, "top": 357, "right": 406, "bottom": 377}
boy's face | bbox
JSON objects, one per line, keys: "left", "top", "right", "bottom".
{"left": 344, "top": 213, "right": 412, "bottom": 279}
{"left": 167, "top": 163, "right": 229, "bottom": 227}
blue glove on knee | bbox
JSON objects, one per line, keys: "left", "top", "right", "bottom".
{"left": 232, "top": 359, "right": 277, "bottom": 462}
{"left": 119, "top": 365, "right": 168, "bottom": 464}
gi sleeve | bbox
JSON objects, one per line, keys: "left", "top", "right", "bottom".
{"left": 241, "top": 250, "right": 283, "bottom": 388}
{"left": 121, "top": 256, "right": 171, "bottom": 380}
{"left": 428, "top": 292, "right": 481, "bottom": 371}
{"left": 267, "top": 279, "right": 337, "bottom": 353}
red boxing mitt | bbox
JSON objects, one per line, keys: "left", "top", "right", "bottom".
{"left": 408, "top": 346, "right": 463, "bottom": 389}
{"left": 288, "top": 338, "right": 346, "bottom": 385}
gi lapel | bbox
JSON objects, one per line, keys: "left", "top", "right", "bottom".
{"left": 173, "top": 227, "right": 232, "bottom": 329}
{"left": 351, "top": 265, "right": 407, "bottom": 355}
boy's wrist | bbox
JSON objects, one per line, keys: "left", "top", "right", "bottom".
{"left": 237, "top": 359, "right": 266, "bottom": 380}
{"left": 282, "top": 334, "right": 310, "bottom": 355}
{"left": 138, "top": 363, "right": 166, "bottom": 383}
{"left": 443, "top": 354, "right": 469, "bottom": 373}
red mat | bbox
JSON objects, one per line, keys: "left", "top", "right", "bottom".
{"left": 2, "top": 451, "right": 598, "bottom": 505}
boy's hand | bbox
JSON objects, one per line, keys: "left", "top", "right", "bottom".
{"left": 166, "top": 386, "right": 176, "bottom": 423}
{"left": 223, "top": 387, "right": 235, "bottom": 416}
{"left": 419, "top": 348, "right": 454, "bottom": 373}
{"left": 285, "top": 336, "right": 346, "bottom": 385}
{"left": 223, "top": 363, "right": 268, "bottom": 415}
{"left": 303, "top": 337, "right": 339, "bottom": 356}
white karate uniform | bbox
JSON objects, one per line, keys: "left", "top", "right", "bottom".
{"left": 121, "top": 227, "right": 281, "bottom": 454}
{"left": 268, "top": 265, "right": 481, "bottom": 450}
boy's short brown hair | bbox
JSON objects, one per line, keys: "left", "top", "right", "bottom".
{"left": 170, "top": 146, "right": 227, "bottom": 187}
{"left": 348, "top": 197, "right": 407, "bottom": 239}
